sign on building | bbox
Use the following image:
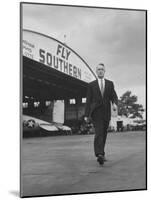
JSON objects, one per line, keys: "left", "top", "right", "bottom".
{"left": 23, "top": 29, "right": 96, "bottom": 83}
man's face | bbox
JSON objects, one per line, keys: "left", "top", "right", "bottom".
{"left": 96, "top": 65, "right": 105, "bottom": 79}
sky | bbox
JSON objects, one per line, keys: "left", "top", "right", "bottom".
{"left": 22, "top": 4, "right": 146, "bottom": 108}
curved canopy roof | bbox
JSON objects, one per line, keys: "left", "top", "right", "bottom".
{"left": 22, "top": 30, "right": 96, "bottom": 101}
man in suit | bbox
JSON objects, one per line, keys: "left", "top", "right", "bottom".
{"left": 84, "top": 63, "right": 118, "bottom": 165}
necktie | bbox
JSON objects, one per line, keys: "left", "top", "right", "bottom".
{"left": 100, "top": 79, "right": 104, "bottom": 96}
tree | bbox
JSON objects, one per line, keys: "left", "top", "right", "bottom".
{"left": 118, "top": 91, "right": 144, "bottom": 118}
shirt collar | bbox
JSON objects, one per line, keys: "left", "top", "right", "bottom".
{"left": 97, "top": 77, "right": 105, "bottom": 82}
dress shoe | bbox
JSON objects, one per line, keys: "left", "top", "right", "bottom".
{"left": 97, "top": 155, "right": 104, "bottom": 165}
{"left": 103, "top": 156, "right": 107, "bottom": 162}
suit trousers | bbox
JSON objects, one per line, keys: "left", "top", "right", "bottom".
{"left": 91, "top": 107, "right": 109, "bottom": 157}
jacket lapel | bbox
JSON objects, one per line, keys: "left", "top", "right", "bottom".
{"left": 104, "top": 79, "right": 107, "bottom": 97}
{"left": 94, "top": 80, "right": 103, "bottom": 100}
{"left": 95, "top": 79, "right": 108, "bottom": 99}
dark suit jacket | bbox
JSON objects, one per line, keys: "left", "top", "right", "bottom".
{"left": 85, "top": 79, "right": 118, "bottom": 121}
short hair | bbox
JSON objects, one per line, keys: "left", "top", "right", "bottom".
{"left": 98, "top": 63, "right": 104, "bottom": 67}
{"left": 96, "top": 63, "right": 105, "bottom": 70}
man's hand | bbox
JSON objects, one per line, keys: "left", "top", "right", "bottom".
{"left": 112, "top": 103, "right": 117, "bottom": 111}
{"left": 84, "top": 117, "right": 89, "bottom": 123}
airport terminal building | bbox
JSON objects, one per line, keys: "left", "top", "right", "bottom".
{"left": 22, "top": 29, "right": 97, "bottom": 128}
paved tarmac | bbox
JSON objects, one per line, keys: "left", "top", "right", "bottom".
{"left": 21, "top": 131, "right": 146, "bottom": 197}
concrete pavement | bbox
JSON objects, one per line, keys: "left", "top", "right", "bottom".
{"left": 21, "top": 131, "right": 146, "bottom": 197}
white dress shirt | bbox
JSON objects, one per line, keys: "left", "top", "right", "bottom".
{"left": 98, "top": 78, "right": 105, "bottom": 96}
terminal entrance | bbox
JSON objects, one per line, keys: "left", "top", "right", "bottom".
{"left": 23, "top": 56, "right": 89, "bottom": 125}
{"left": 22, "top": 29, "right": 97, "bottom": 135}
